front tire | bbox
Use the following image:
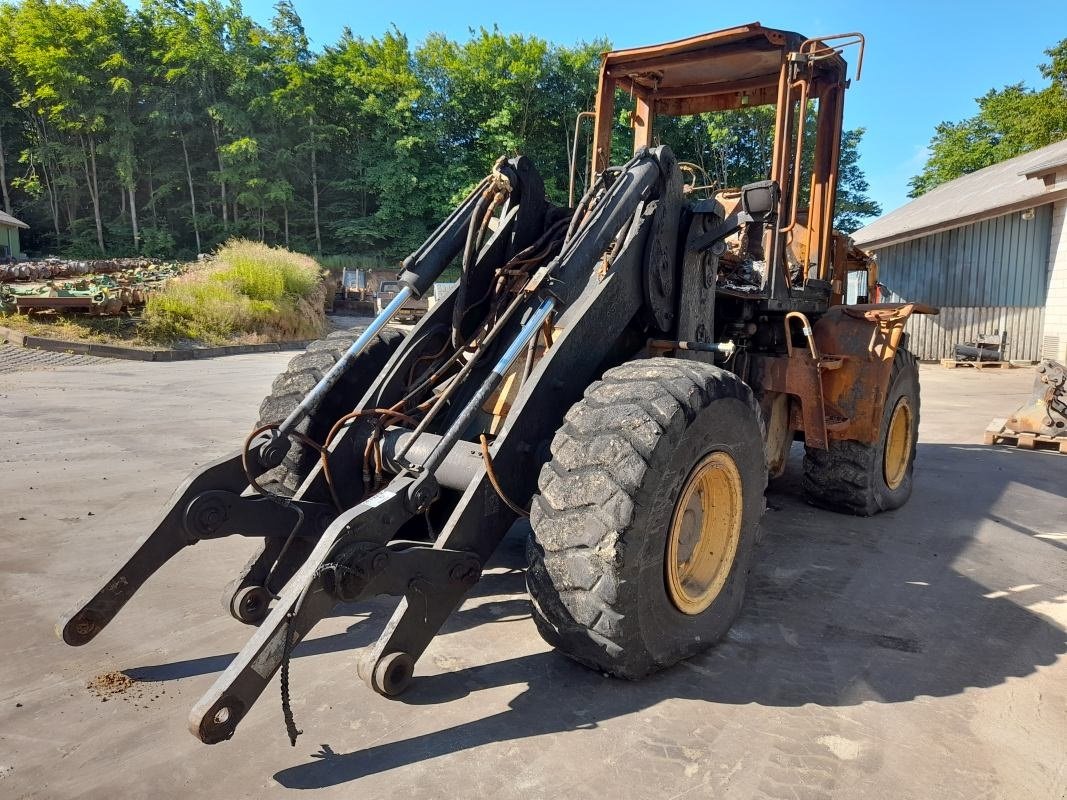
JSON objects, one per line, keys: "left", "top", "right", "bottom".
{"left": 225, "top": 326, "right": 405, "bottom": 623}
{"left": 527, "top": 358, "right": 767, "bottom": 679}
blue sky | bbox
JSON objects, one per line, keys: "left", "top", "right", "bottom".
{"left": 236, "top": 1, "right": 1062, "bottom": 215}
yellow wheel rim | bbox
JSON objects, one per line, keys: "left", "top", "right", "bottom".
{"left": 883, "top": 397, "right": 914, "bottom": 490}
{"left": 665, "top": 451, "right": 743, "bottom": 615}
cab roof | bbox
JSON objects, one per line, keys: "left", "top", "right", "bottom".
{"left": 602, "top": 22, "right": 840, "bottom": 112}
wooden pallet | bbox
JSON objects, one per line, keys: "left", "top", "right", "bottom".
{"left": 984, "top": 418, "right": 1067, "bottom": 453}
{"left": 940, "top": 358, "right": 1013, "bottom": 370}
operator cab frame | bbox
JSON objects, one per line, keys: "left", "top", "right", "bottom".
{"left": 586, "top": 22, "right": 868, "bottom": 309}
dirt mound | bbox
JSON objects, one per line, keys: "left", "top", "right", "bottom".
{"left": 86, "top": 671, "right": 136, "bottom": 700}
{"left": 85, "top": 671, "right": 168, "bottom": 707}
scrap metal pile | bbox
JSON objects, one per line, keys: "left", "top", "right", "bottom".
{"left": 0, "top": 258, "right": 183, "bottom": 315}
{"left": 1007, "top": 359, "right": 1067, "bottom": 438}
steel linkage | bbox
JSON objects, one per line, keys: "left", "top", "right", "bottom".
{"left": 58, "top": 147, "right": 670, "bottom": 746}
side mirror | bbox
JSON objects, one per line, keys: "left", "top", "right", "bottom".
{"left": 740, "top": 180, "right": 780, "bottom": 223}
{"left": 689, "top": 180, "right": 781, "bottom": 254}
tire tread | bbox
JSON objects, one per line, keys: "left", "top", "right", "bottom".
{"left": 528, "top": 357, "right": 764, "bottom": 677}
{"left": 254, "top": 327, "right": 404, "bottom": 496}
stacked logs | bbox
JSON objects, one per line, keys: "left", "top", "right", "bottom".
{"left": 0, "top": 257, "right": 160, "bottom": 282}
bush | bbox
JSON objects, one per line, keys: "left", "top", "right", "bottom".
{"left": 212, "top": 240, "right": 321, "bottom": 299}
{"left": 139, "top": 227, "right": 177, "bottom": 259}
{"left": 142, "top": 239, "right": 325, "bottom": 345}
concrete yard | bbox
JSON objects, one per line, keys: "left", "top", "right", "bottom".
{"left": 0, "top": 348, "right": 1064, "bottom": 799}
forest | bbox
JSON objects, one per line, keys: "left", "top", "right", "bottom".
{"left": 0, "top": 0, "right": 882, "bottom": 262}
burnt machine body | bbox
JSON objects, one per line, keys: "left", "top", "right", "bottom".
{"left": 57, "top": 23, "right": 934, "bottom": 747}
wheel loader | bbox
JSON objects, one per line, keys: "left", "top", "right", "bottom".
{"left": 57, "top": 22, "right": 936, "bottom": 746}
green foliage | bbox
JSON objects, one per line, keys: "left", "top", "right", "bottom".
{"left": 142, "top": 278, "right": 252, "bottom": 343}
{"left": 655, "top": 106, "right": 776, "bottom": 189}
{"left": 142, "top": 238, "right": 324, "bottom": 344}
{"left": 0, "top": 2, "right": 883, "bottom": 257}
{"left": 211, "top": 239, "right": 319, "bottom": 299}
{"left": 655, "top": 106, "right": 880, "bottom": 232}
{"left": 910, "top": 38, "right": 1067, "bottom": 196}
{"left": 835, "top": 128, "right": 882, "bottom": 233}
{"left": 138, "top": 226, "right": 175, "bottom": 257}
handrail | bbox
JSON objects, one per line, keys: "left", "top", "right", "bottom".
{"left": 568, "top": 111, "right": 596, "bottom": 207}
{"left": 799, "top": 32, "right": 866, "bottom": 82}
{"left": 784, "top": 311, "right": 819, "bottom": 360}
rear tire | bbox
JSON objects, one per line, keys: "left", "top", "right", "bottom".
{"left": 527, "top": 357, "right": 767, "bottom": 679}
{"left": 803, "top": 348, "right": 920, "bottom": 515}
{"left": 256, "top": 327, "right": 404, "bottom": 496}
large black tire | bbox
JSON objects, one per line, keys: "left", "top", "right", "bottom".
{"left": 527, "top": 357, "right": 767, "bottom": 679}
{"left": 255, "top": 327, "right": 404, "bottom": 496}
{"left": 803, "top": 348, "right": 920, "bottom": 516}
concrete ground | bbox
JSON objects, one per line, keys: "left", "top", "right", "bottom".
{"left": 0, "top": 350, "right": 1064, "bottom": 800}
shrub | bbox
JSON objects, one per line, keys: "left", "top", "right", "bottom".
{"left": 212, "top": 240, "right": 320, "bottom": 299}
{"left": 139, "top": 227, "right": 177, "bottom": 259}
{"left": 142, "top": 239, "right": 325, "bottom": 345}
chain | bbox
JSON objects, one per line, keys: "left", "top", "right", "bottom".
{"left": 279, "top": 611, "right": 302, "bottom": 746}
{"left": 277, "top": 551, "right": 360, "bottom": 746}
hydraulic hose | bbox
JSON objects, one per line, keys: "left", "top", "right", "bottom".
{"left": 258, "top": 288, "right": 414, "bottom": 468}
{"left": 420, "top": 296, "right": 556, "bottom": 478}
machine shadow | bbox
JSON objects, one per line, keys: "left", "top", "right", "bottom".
{"left": 125, "top": 561, "right": 529, "bottom": 682}
{"left": 274, "top": 442, "right": 1066, "bottom": 789}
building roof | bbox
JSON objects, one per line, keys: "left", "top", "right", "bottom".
{"left": 0, "top": 210, "right": 28, "bottom": 230}
{"left": 852, "top": 138, "right": 1067, "bottom": 250}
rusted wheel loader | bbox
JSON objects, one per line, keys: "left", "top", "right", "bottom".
{"left": 57, "top": 23, "right": 936, "bottom": 745}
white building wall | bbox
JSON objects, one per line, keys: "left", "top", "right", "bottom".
{"left": 1044, "top": 170, "right": 1067, "bottom": 361}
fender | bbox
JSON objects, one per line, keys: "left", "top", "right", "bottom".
{"left": 815, "top": 302, "right": 938, "bottom": 444}
{"left": 750, "top": 302, "right": 938, "bottom": 449}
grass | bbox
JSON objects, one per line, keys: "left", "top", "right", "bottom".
{"left": 0, "top": 313, "right": 151, "bottom": 345}
{"left": 1, "top": 241, "right": 328, "bottom": 347}
{"left": 141, "top": 240, "right": 326, "bottom": 346}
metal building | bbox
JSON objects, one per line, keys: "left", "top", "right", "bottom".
{"left": 852, "top": 138, "right": 1067, "bottom": 361}
{"left": 0, "top": 210, "right": 28, "bottom": 258}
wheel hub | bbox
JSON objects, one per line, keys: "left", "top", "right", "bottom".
{"left": 883, "top": 397, "right": 913, "bottom": 490}
{"left": 665, "top": 451, "right": 743, "bottom": 615}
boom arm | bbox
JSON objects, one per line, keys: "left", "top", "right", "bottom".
{"left": 59, "top": 148, "right": 673, "bottom": 747}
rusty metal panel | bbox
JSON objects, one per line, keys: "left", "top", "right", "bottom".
{"left": 751, "top": 303, "right": 935, "bottom": 447}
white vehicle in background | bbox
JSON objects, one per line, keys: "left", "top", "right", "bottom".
{"left": 375, "top": 279, "right": 428, "bottom": 322}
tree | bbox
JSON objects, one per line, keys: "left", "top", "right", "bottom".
{"left": 414, "top": 28, "right": 604, "bottom": 209}
{"left": 266, "top": 1, "right": 321, "bottom": 252}
{"left": 319, "top": 27, "right": 428, "bottom": 254}
{"left": 909, "top": 38, "right": 1067, "bottom": 197}
{"left": 3, "top": 0, "right": 126, "bottom": 253}
{"left": 96, "top": 0, "right": 144, "bottom": 250}
{"left": 0, "top": 5, "right": 881, "bottom": 259}
{"left": 834, "top": 128, "right": 881, "bottom": 232}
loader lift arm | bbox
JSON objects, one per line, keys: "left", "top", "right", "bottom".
{"left": 190, "top": 150, "right": 666, "bottom": 743}
{"left": 56, "top": 163, "right": 504, "bottom": 649}
{"left": 60, "top": 147, "right": 672, "bottom": 744}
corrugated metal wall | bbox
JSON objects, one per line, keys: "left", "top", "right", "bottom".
{"left": 872, "top": 205, "right": 1052, "bottom": 359}
{"left": 903, "top": 306, "right": 1046, "bottom": 361}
